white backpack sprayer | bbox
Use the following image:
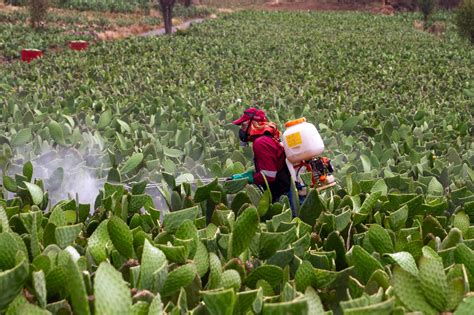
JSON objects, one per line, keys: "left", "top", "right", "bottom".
{"left": 282, "top": 118, "right": 335, "bottom": 198}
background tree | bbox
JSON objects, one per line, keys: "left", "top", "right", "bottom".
{"left": 455, "top": 0, "right": 474, "bottom": 44}
{"left": 418, "top": 0, "right": 437, "bottom": 27}
{"left": 141, "top": 0, "right": 151, "bottom": 15}
{"left": 30, "top": 0, "right": 48, "bottom": 29}
{"left": 159, "top": 0, "right": 176, "bottom": 34}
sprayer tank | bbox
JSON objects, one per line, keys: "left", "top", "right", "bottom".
{"left": 282, "top": 118, "right": 324, "bottom": 163}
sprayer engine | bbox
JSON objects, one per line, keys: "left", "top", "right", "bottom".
{"left": 295, "top": 156, "right": 335, "bottom": 188}
{"left": 309, "top": 157, "right": 334, "bottom": 186}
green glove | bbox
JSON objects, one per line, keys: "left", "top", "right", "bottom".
{"left": 231, "top": 170, "right": 254, "bottom": 184}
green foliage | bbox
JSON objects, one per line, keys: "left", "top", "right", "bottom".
{"left": 171, "top": 3, "right": 213, "bottom": 18}
{"left": 60, "top": 0, "right": 152, "bottom": 13}
{"left": 0, "top": 9, "right": 473, "bottom": 315}
{"left": 455, "top": 0, "right": 474, "bottom": 44}
{"left": 0, "top": 159, "right": 472, "bottom": 313}
{"left": 94, "top": 262, "right": 132, "bottom": 314}
{"left": 230, "top": 206, "right": 259, "bottom": 257}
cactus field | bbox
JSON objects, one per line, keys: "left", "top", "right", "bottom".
{"left": 0, "top": 9, "right": 473, "bottom": 314}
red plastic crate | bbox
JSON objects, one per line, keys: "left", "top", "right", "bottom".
{"left": 69, "top": 40, "right": 89, "bottom": 51}
{"left": 21, "top": 49, "right": 43, "bottom": 63}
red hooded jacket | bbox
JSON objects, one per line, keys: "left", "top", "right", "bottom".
{"left": 252, "top": 135, "right": 291, "bottom": 202}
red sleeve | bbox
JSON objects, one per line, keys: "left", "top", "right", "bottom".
{"left": 252, "top": 137, "right": 279, "bottom": 185}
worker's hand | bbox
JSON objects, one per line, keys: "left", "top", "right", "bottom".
{"left": 231, "top": 170, "right": 254, "bottom": 184}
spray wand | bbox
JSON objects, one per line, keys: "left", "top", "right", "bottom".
{"left": 123, "top": 177, "right": 230, "bottom": 190}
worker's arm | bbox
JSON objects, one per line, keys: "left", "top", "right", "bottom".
{"left": 252, "top": 138, "right": 278, "bottom": 186}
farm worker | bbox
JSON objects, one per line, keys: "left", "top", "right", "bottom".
{"left": 230, "top": 108, "right": 293, "bottom": 209}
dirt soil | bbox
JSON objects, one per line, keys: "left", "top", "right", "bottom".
{"left": 96, "top": 25, "right": 155, "bottom": 40}
{"left": 0, "top": 2, "right": 21, "bottom": 12}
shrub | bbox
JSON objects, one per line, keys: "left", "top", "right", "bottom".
{"left": 4, "top": 0, "right": 28, "bottom": 6}
{"left": 438, "top": 0, "right": 461, "bottom": 9}
{"left": 455, "top": 0, "right": 474, "bottom": 43}
{"left": 389, "top": 0, "right": 418, "bottom": 12}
